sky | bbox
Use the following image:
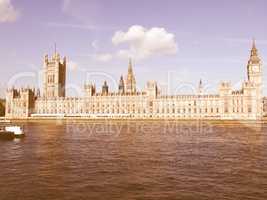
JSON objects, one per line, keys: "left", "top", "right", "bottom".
{"left": 0, "top": 0, "right": 267, "bottom": 97}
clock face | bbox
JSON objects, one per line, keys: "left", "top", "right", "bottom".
{"left": 252, "top": 65, "right": 259, "bottom": 72}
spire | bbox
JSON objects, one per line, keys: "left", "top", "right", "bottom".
{"left": 54, "top": 42, "right": 57, "bottom": 55}
{"left": 198, "top": 79, "right": 203, "bottom": 95}
{"left": 128, "top": 58, "right": 133, "bottom": 74}
{"left": 126, "top": 58, "right": 136, "bottom": 93}
{"left": 127, "top": 58, "right": 135, "bottom": 78}
{"left": 252, "top": 38, "right": 256, "bottom": 49}
{"left": 120, "top": 75, "right": 124, "bottom": 83}
{"left": 249, "top": 39, "right": 260, "bottom": 64}
{"left": 251, "top": 38, "right": 258, "bottom": 56}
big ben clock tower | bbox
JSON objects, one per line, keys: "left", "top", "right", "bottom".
{"left": 247, "top": 39, "right": 262, "bottom": 88}
{"left": 247, "top": 39, "right": 263, "bottom": 117}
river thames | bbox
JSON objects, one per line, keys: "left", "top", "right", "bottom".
{"left": 0, "top": 120, "right": 266, "bottom": 200}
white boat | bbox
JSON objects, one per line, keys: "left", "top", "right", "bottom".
{"left": 5, "top": 126, "right": 24, "bottom": 136}
{"left": 0, "top": 125, "right": 25, "bottom": 140}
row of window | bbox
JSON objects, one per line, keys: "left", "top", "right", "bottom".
{"left": 38, "top": 107, "right": 222, "bottom": 115}
{"left": 156, "top": 108, "right": 220, "bottom": 114}
{"left": 224, "top": 105, "right": 252, "bottom": 113}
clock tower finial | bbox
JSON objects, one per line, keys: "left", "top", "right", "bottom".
{"left": 252, "top": 38, "right": 256, "bottom": 49}
{"left": 250, "top": 38, "right": 259, "bottom": 58}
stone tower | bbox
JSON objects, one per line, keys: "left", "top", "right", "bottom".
{"left": 5, "top": 88, "right": 36, "bottom": 118}
{"left": 247, "top": 40, "right": 262, "bottom": 94}
{"left": 247, "top": 39, "right": 263, "bottom": 117}
{"left": 43, "top": 47, "right": 66, "bottom": 98}
{"left": 125, "top": 59, "right": 136, "bottom": 93}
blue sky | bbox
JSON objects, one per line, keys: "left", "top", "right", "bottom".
{"left": 0, "top": 0, "right": 267, "bottom": 97}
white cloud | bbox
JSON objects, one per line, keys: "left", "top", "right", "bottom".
{"left": 112, "top": 25, "right": 178, "bottom": 60}
{"left": 91, "top": 40, "right": 99, "bottom": 50}
{"left": 0, "top": 0, "right": 19, "bottom": 23}
{"left": 93, "top": 53, "right": 113, "bottom": 62}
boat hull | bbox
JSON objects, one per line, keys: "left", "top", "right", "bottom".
{"left": 0, "top": 131, "right": 25, "bottom": 140}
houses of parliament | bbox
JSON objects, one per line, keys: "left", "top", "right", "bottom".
{"left": 5, "top": 41, "right": 265, "bottom": 120}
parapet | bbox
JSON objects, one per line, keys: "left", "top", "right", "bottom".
{"left": 6, "top": 87, "right": 38, "bottom": 99}
{"left": 44, "top": 53, "right": 66, "bottom": 66}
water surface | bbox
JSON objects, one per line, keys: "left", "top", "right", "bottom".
{"left": 0, "top": 120, "right": 266, "bottom": 200}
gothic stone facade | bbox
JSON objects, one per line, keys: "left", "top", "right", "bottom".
{"left": 5, "top": 41, "right": 264, "bottom": 120}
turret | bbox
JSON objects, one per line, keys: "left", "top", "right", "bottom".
{"left": 102, "top": 81, "right": 109, "bottom": 95}
{"left": 84, "top": 83, "right": 96, "bottom": 97}
{"left": 146, "top": 81, "right": 158, "bottom": 98}
{"left": 118, "top": 75, "right": 125, "bottom": 94}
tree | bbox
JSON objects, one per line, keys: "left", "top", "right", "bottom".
{"left": 0, "top": 99, "right": 5, "bottom": 116}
